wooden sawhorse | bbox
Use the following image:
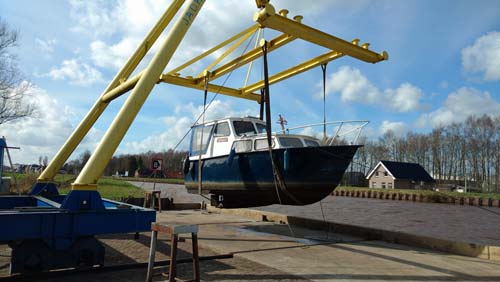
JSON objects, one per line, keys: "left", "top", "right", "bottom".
{"left": 144, "top": 190, "right": 162, "bottom": 212}
{"left": 146, "top": 223, "right": 200, "bottom": 282}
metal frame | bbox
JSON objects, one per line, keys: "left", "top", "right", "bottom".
{"left": 36, "top": 0, "right": 387, "bottom": 194}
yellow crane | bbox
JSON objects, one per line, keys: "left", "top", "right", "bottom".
{"left": 33, "top": 0, "right": 387, "bottom": 195}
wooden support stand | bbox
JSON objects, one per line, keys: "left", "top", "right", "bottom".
{"left": 144, "top": 190, "right": 162, "bottom": 212}
{"left": 146, "top": 223, "right": 200, "bottom": 282}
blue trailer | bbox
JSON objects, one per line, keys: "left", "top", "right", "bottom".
{"left": 0, "top": 139, "right": 155, "bottom": 273}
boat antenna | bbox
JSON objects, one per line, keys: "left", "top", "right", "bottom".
{"left": 321, "top": 63, "right": 328, "bottom": 143}
{"left": 276, "top": 114, "right": 287, "bottom": 134}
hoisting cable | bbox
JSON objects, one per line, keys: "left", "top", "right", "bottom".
{"left": 261, "top": 40, "right": 302, "bottom": 207}
{"left": 171, "top": 29, "right": 259, "bottom": 152}
{"left": 197, "top": 72, "right": 210, "bottom": 197}
{"left": 261, "top": 40, "right": 298, "bottom": 237}
{"left": 321, "top": 63, "right": 328, "bottom": 143}
{"left": 319, "top": 62, "right": 334, "bottom": 240}
{"left": 259, "top": 88, "right": 265, "bottom": 120}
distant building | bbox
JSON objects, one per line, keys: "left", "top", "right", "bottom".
{"left": 366, "top": 160, "right": 435, "bottom": 190}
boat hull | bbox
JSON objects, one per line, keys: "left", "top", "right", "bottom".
{"left": 184, "top": 145, "right": 360, "bottom": 208}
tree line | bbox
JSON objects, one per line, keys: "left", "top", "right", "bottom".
{"left": 63, "top": 149, "right": 187, "bottom": 179}
{"left": 350, "top": 115, "right": 500, "bottom": 192}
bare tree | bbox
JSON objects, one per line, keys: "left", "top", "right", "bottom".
{"left": 0, "top": 18, "right": 34, "bottom": 125}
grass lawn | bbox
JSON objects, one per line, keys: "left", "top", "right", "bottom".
{"left": 58, "top": 177, "right": 146, "bottom": 200}
{"left": 336, "top": 186, "right": 500, "bottom": 200}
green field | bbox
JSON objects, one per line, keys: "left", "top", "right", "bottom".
{"left": 5, "top": 173, "right": 177, "bottom": 200}
{"left": 58, "top": 177, "right": 145, "bottom": 200}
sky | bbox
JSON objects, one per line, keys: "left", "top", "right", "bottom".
{"left": 0, "top": 0, "right": 499, "bottom": 164}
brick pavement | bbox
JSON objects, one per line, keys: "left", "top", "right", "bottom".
{"left": 257, "top": 196, "right": 500, "bottom": 246}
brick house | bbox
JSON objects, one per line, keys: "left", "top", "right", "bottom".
{"left": 366, "top": 160, "right": 435, "bottom": 190}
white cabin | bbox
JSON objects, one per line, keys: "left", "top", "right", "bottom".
{"left": 188, "top": 117, "right": 321, "bottom": 161}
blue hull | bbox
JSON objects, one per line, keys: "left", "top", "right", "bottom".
{"left": 185, "top": 145, "right": 360, "bottom": 207}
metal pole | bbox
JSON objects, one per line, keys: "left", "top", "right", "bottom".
{"left": 73, "top": 0, "right": 205, "bottom": 188}
{"left": 37, "top": 0, "right": 186, "bottom": 183}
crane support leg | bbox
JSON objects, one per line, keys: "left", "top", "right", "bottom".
{"left": 72, "top": 0, "right": 205, "bottom": 190}
{"left": 32, "top": 0, "right": 187, "bottom": 195}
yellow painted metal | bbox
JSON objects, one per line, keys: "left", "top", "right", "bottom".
{"left": 244, "top": 28, "right": 262, "bottom": 87}
{"left": 196, "top": 28, "right": 256, "bottom": 77}
{"left": 200, "top": 33, "right": 295, "bottom": 82}
{"left": 168, "top": 24, "right": 259, "bottom": 75}
{"left": 37, "top": 0, "right": 186, "bottom": 183}
{"left": 159, "top": 74, "right": 260, "bottom": 101}
{"left": 242, "top": 50, "right": 344, "bottom": 94}
{"left": 254, "top": 4, "right": 388, "bottom": 63}
{"left": 101, "top": 72, "right": 143, "bottom": 103}
{"left": 73, "top": 0, "right": 206, "bottom": 188}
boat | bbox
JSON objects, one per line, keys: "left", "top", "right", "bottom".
{"left": 183, "top": 116, "right": 363, "bottom": 208}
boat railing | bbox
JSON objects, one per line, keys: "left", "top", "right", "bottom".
{"left": 285, "top": 120, "right": 369, "bottom": 145}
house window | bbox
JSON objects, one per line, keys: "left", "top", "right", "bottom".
{"left": 375, "top": 171, "right": 379, "bottom": 177}
{"left": 388, "top": 182, "right": 393, "bottom": 189}
{"left": 371, "top": 182, "right": 377, "bottom": 188}
{"left": 384, "top": 171, "right": 388, "bottom": 176}
{"left": 381, "top": 182, "right": 386, "bottom": 189}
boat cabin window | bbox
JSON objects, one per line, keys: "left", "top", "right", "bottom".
{"left": 190, "top": 124, "right": 214, "bottom": 156}
{"left": 255, "top": 123, "right": 266, "bottom": 134}
{"left": 214, "top": 122, "right": 230, "bottom": 136}
{"left": 254, "top": 138, "right": 275, "bottom": 150}
{"left": 304, "top": 139, "right": 320, "bottom": 147}
{"left": 279, "top": 137, "right": 304, "bottom": 148}
{"left": 233, "top": 121, "right": 256, "bottom": 136}
{"left": 232, "top": 140, "right": 252, "bottom": 153}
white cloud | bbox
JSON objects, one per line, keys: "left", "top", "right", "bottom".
{"left": 380, "top": 120, "right": 408, "bottom": 136}
{"left": 0, "top": 86, "right": 102, "bottom": 164}
{"left": 69, "top": 0, "right": 259, "bottom": 72}
{"left": 416, "top": 87, "right": 500, "bottom": 127}
{"left": 35, "top": 38, "right": 57, "bottom": 54}
{"left": 68, "top": 0, "right": 119, "bottom": 37}
{"left": 324, "top": 66, "right": 380, "bottom": 104}
{"left": 48, "top": 59, "right": 104, "bottom": 86}
{"left": 462, "top": 31, "right": 500, "bottom": 81}
{"left": 322, "top": 66, "right": 423, "bottom": 112}
{"left": 384, "top": 83, "right": 423, "bottom": 112}
{"left": 123, "top": 100, "right": 256, "bottom": 152}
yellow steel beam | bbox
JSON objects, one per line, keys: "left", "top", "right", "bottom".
{"left": 199, "top": 33, "right": 296, "bottom": 82}
{"left": 73, "top": 0, "right": 205, "bottom": 189}
{"left": 101, "top": 72, "right": 142, "bottom": 103}
{"left": 37, "top": 0, "right": 186, "bottom": 183}
{"left": 254, "top": 4, "right": 388, "bottom": 63}
{"left": 168, "top": 24, "right": 259, "bottom": 75}
{"left": 196, "top": 28, "right": 256, "bottom": 77}
{"left": 242, "top": 49, "right": 344, "bottom": 94}
{"left": 159, "top": 74, "right": 260, "bottom": 101}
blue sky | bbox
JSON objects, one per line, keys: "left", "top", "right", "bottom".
{"left": 0, "top": 0, "right": 499, "bottom": 164}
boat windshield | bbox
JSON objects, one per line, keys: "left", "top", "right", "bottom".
{"left": 304, "top": 139, "right": 320, "bottom": 147}
{"left": 255, "top": 123, "right": 266, "bottom": 133}
{"left": 279, "top": 137, "right": 304, "bottom": 148}
{"left": 233, "top": 121, "right": 256, "bottom": 136}
{"left": 190, "top": 124, "right": 214, "bottom": 156}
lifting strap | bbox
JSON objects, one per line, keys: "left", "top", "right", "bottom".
{"left": 197, "top": 72, "right": 210, "bottom": 195}
{"left": 261, "top": 41, "right": 302, "bottom": 205}
{"left": 321, "top": 63, "right": 328, "bottom": 142}
{"left": 259, "top": 88, "right": 265, "bottom": 120}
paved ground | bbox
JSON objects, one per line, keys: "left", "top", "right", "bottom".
{"left": 2, "top": 210, "right": 500, "bottom": 281}
{"left": 257, "top": 196, "right": 500, "bottom": 246}
{"left": 129, "top": 181, "right": 204, "bottom": 203}
{"left": 131, "top": 182, "right": 500, "bottom": 246}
